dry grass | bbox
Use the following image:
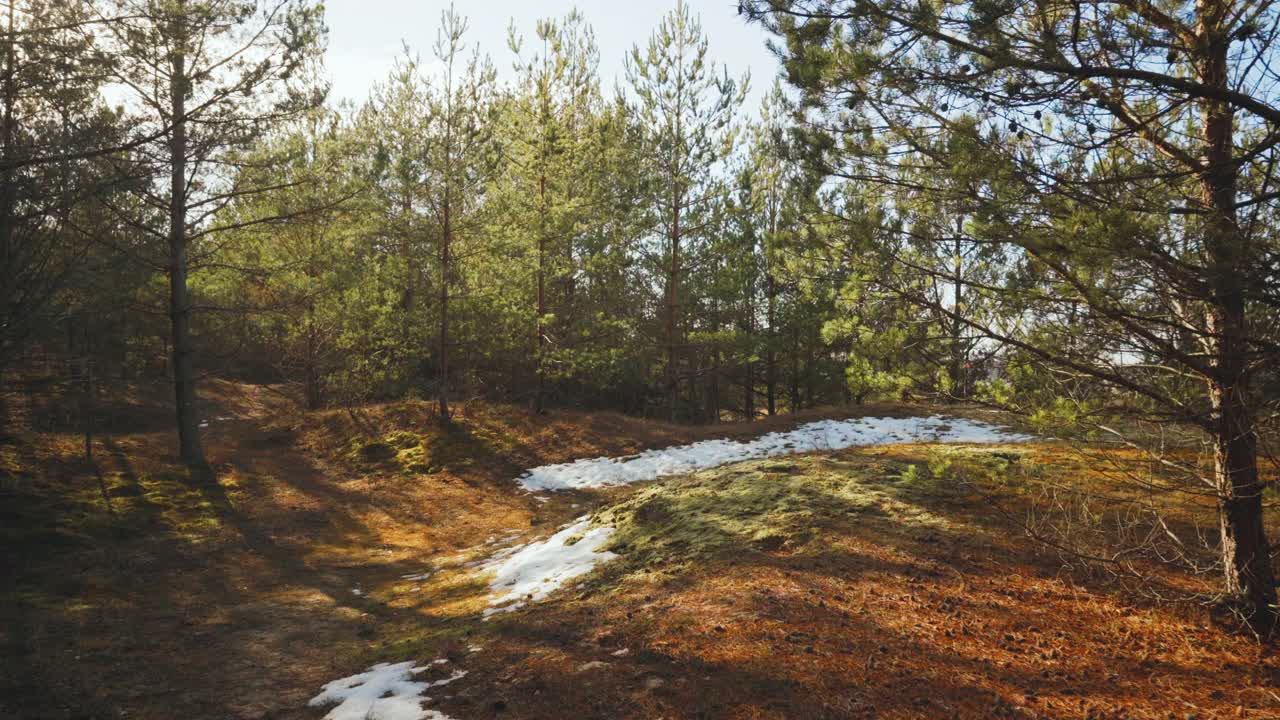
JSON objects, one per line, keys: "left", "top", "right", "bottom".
{"left": 426, "top": 446, "right": 1278, "bottom": 720}
{"left": 1, "top": 382, "right": 1276, "bottom": 719}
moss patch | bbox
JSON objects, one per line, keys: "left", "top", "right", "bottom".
{"left": 0, "top": 455, "right": 230, "bottom": 554}
{"left": 591, "top": 448, "right": 1017, "bottom": 576}
{"left": 346, "top": 427, "right": 500, "bottom": 476}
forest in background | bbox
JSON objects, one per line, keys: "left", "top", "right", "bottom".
{"left": 2, "top": 0, "right": 1279, "bottom": 630}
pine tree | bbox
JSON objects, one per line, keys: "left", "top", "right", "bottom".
{"left": 105, "top": 0, "right": 326, "bottom": 468}
{"left": 421, "top": 6, "right": 497, "bottom": 420}
{"left": 202, "top": 108, "right": 365, "bottom": 409}
{"left": 503, "top": 10, "right": 601, "bottom": 413}
{"left": 0, "top": 0, "right": 119, "bottom": 380}
{"left": 744, "top": 82, "right": 800, "bottom": 416}
{"left": 627, "top": 0, "right": 746, "bottom": 420}
{"left": 361, "top": 50, "right": 434, "bottom": 393}
{"left": 748, "top": 0, "right": 1280, "bottom": 629}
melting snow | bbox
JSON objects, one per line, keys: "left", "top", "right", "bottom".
{"left": 308, "top": 661, "right": 466, "bottom": 720}
{"left": 516, "top": 415, "right": 1032, "bottom": 491}
{"left": 475, "top": 415, "right": 1030, "bottom": 615}
{"left": 482, "top": 516, "right": 617, "bottom": 618}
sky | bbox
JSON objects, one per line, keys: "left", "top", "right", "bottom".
{"left": 322, "top": 0, "right": 784, "bottom": 114}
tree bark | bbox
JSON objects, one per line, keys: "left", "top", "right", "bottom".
{"left": 304, "top": 299, "right": 321, "bottom": 410}
{"left": 744, "top": 290, "right": 755, "bottom": 421}
{"left": 167, "top": 8, "right": 205, "bottom": 469}
{"left": 1209, "top": 380, "right": 1274, "bottom": 629}
{"left": 401, "top": 193, "right": 416, "bottom": 314}
{"left": 789, "top": 323, "right": 801, "bottom": 411}
{"left": 534, "top": 168, "right": 547, "bottom": 414}
{"left": 949, "top": 216, "right": 966, "bottom": 399}
{"left": 665, "top": 193, "right": 681, "bottom": 421}
{"left": 804, "top": 326, "right": 815, "bottom": 409}
{"left": 438, "top": 196, "right": 451, "bottom": 421}
{"left": 707, "top": 349, "right": 721, "bottom": 424}
{"left": 1197, "top": 1, "right": 1276, "bottom": 630}
{"left": 765, "top": 271, "right": 777, "bottom": 416}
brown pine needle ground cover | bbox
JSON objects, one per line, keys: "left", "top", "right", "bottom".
{"left": 1, "top": 381, "right": 1277, "bottom": 719}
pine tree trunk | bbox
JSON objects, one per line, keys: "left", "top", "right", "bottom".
{"left": 708, "top": 350, "right": 721, "bottom": 424}
{"left": 1197, "top": 4, "right": 1275, "bottom": 630}
{"left": 804, "top": 328, "right": 815, "bottom": 408}
{"left": 438, "top": 198, "right": 451, "bottom": 421}
{"left": 1209, "top": 378, "right": 1275, "bottom": 629}
{"left": 402, "top": 193, "right": 415, "bottom": 314}
{"left": 167, "top": 11, "right": 205, "bottom": 469}
{"left": 744, "top": 294, "right": 755, "bottom": 421}
{"left": 789, "top": 324, "right": 801, "bottom": 411}
{"left": 534, "top": 171, "right": 547, "bottom": 414}
{"left": 949, "top": 219, "right": 966, "bottom": 399}
{"left": 665, "top": 195, "right": 681, "bottom": 421}
{"left": 765, "top": 273, "right": 777, "bottom": 416}
{"left": 304, "top": 300, "right": 321, "bottom": 410}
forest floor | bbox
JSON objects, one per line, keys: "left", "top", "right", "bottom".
{"left": 2, "top": 379, "right": 1278, "bottom": 719}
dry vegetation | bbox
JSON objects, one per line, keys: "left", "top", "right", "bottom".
{"left": 1, "top": 381, "right": 1277, "bottom": 719}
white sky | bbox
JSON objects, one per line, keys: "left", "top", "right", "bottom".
{"left": 322, "top": 0, "right": 783, "bottom": 114}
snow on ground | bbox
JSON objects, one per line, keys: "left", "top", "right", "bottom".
{"left": 310, "top": 415, "right": 1033, "bottom": 716}
{"left": 517, "top": 414, "right": 1032, "bottom": 492}
{"left": 481, "top": 516, "right": 617, "bottom": 618}
{"left": 473, "top": 415, "right": 1030, "bottom": 615}
{"left": 309, "top": 660, "right": 466, "bottom": 720}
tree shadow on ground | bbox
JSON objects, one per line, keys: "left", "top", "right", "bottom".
{"left": 430, "top": 447, "right": 1278, "bottom": 719}
{"left": 0, "top": 419, "right": 507, "bottom": 720}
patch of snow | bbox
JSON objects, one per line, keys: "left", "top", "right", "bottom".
{"left": 401, "top": 572, "right": 433, "bottom": 581}
{"left": 516, "top": 415, "right": 1032, "bottom": 492}
{"left": 481, "top": 516, "right": 617, "bottom": 618}
{"left": 308, "top": 661, "right": 465, "bottom": 720}
{"left": 351, "top": 588, "right": 363, "bottom": 597}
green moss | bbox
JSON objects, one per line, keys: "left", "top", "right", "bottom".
{"left": 0, "top": 439, "right": 232, "bottom": 561}
{"left": 346, "top": 427, "right": 492, "bottom": 475}
{"left": 383, "top": 430, "right": 423, "bottom": 449}
{"left": 468, "top": 423, "right": 524, "bottom": 458}
{"left": 595, "top": 456, "right": 865, "bottom": 568}
{"left": 585, "top": 447, "right": 1029, "bottom": 582}
{"left": 349, "top": 437, "right": 396, "bottom": 464}
{"left": 899, "top": 463, "right": 922, "bottom": 483}
{"left": 395, "top": 444, "right": 432, "bottom": 473}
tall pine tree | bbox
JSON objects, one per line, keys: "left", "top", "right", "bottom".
{"left": 627, "top": 0, "right": 746, "bottom": 420}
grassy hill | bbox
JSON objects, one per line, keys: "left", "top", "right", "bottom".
{"left": 1, "top": 382, "right": 1276, "bottom": 719}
